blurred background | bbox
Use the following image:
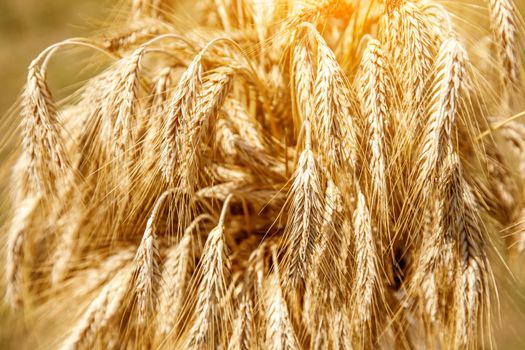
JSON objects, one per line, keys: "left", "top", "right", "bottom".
{"left": 0, "top": 1, "right": 107, "bottom": 348}
{"left": 0, "top": 0, "right": 525, "bottom": 349}
{"left": 0, "top": 0, "right": 109, "bottom": 113}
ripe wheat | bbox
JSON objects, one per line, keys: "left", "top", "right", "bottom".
{"left": 3, "top": 0, "right": 525, "bottom": 349}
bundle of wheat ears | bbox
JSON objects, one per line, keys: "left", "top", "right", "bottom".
{"left": 3, "top": 0, "right": 525, "bottom": 348}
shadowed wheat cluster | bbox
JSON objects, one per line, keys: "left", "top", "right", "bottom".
{"left": 4, "top": 0, "right": 525, "bottom": 348}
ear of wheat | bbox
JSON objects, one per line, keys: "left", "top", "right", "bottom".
{"left": 3, "top": 0, "right": 525, "bottom": 349}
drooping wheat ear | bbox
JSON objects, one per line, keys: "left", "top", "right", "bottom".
{"left": 187, "top": 194, "right": 233, "bottom": 348}
{"left": 483, "top": 135, "right": 519, "bottom": 223}
{"left": 419, "top": 38, "right": 467, "bottom": 191}
{"left": 358, "top": 38, "right": 391, "bottom": 226}
{"left": 5, "top": 195, "right": 41, "bottom": 309}
{"left": 103, "top": 19, "right": 166, "bottom": 52}
{"left": 308, "top": 177, "right": 344, "bottom": 294}
{"left": 292, "top": 39, "right": 314, "bottom": 127}
{"left": 330, "top": 309, "right": 353, "bottom": 350}
{"left": 51, "top": 206, "right": 91, "bottom": 286}
{"left": 288, "top": 1, "right": 355, "bottom": 28}
{"left": 216, "top": 119, "right": 281, "bottom": 182}
{"left": 414, "top": 146, "right": 491, "bottom": 348}
{"left": 265, "top": 247, "right": 300, "bottom": 350}
{"left": 156, "top": 214, "right": 213, "bottom": 338}
{"left": 422, "top": 3, "right": 454, "bottom": 46}
{"left": 60, "top": 267, "right": 133, "bottom": 350}
{"left": 416, "top": 203, "right": 440, "bottom": 324}
{"left": 415, "top": 146, "right": 463, "bottom": 327}
{"left": 105, "top": 46, "right": 145, "bottom": 160}
{"left": 381, "top": 1, "right": 434, "bottom": 108}
{"left": 177, "top": 65, "right": 236, "bottom": 188}
{"left": 74, "top": 248, "right": 135, "bottom": 299}
{"left": 282, "top": 120, "right": 324, "bottom": 287}
{"left": 21, "top": 61, "right": 69, "bottom": 195}
{"left": 144, "top": 67, "right": 172, "bottom": 158}
{"left": 307, "top": 24, "right": 358, "bottom": 171}
{"left": 302, "top": 176, "right": 345, "bottom": 335}
{"left": 175, "top": 65, "right": 236, "bottom": 237}
{"left": 487, "top": 0, "right": 521, "bottom": 104}
{"left": 132, "top": 190, "right": 174, "bottom": 324}
{"left": 228, "top": 284, "right": 255, "bottom": 350}
{"left": 223, "top": 98, "right": 265, "bottom": 151}
{"left": 161, "top": 53, "right": 203, "bottom": 184}
{"left": 454, "top": 172, "right": 491, "bottom": 348}
{"left": 351, "top": 189, "right": 380, "bottom": 346}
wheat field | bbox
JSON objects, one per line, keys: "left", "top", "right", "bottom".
{"left": 2, "top": 0, "right": 525, "bottom": 349}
